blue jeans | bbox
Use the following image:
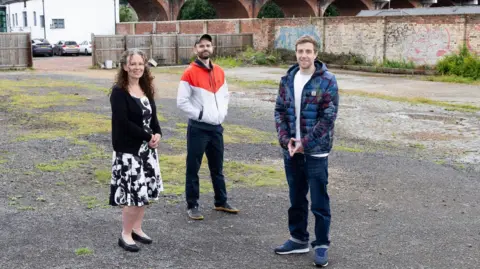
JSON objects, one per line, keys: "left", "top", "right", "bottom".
{"left": 283, "top": 152, "right": 331, "bottom": 248}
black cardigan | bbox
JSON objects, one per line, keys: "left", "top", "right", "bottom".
{"left": 110, "top": 86, "right": 162, "bottom": 155}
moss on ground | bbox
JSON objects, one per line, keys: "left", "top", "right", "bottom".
{"left": 10, "top": 92, "right": 87, "bottom": 109}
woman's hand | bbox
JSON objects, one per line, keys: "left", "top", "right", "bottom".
{"left": 148, "top": 133, "right": 161, "bottom": 148}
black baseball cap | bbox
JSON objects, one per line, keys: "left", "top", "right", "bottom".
{"left": 194, "top": 34, "right": 213, "bottom": 46}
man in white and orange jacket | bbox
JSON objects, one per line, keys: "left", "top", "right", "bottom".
{"left": 177, "top": 34, "right": 239, "bottom": 220}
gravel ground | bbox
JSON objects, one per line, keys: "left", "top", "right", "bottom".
{"left": 0, "top": 64, "right": 479, "bottom": 269}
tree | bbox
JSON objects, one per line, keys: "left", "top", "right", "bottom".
{"left": 120, "top": 6, "right": 135, "bottom": 22}
{"left": 178, "top": 0, "right": 216, "bottom": 20}
{"left": 324, "top": 5, "right": 339, "bottom": 17}
{"left": 257, "top": 1, "right": 284, "bottom": 18}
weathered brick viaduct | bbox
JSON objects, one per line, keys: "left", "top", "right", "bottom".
{"left": 129, "top": 0, "right": 479, "bottom": 21}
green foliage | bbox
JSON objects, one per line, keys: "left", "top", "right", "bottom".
{"left": 257, "top": 1, "right": 285, "bottom": 18}
{"left": 317, "top": 52, "right": 368, "bottom": 66}
{"left": 120, "top": 6, "right": 135, "bottom": 22}
{"left": 436, "top": 45, "right": 480, "bottom": 80}
{"left": 380, "top": 59, "right": 416, "bottom": 69}
{"left": 325, "top": 5, "right": 340, "bottom": 17}
{"left": 178, "top": 0, "right": 216, "bottom": 20}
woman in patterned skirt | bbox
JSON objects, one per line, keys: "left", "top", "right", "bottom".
{"left": 109, "top": 48, "right": 163, "bottom": 252}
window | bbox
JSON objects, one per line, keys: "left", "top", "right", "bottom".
{"left": 15, "top": 13, "right": 18, "bottom": 26}
{"left": 34, "top": 11, "right": 36, "bottom": 26}
{"left": 22, "top": 11, "right": 27, "bottom": 27}
{"left": 12, "top": 14, "right": 14, "bottom": 26}
{"left": 40, "top": 15, "right": 44, "bottom": 28}
{"left": 51, "top": 19, "right": 64, "bottom": 29}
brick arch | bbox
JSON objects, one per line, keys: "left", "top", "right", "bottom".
{"left": 327, "top": 0, "right": 372, "bottom": 16}
{"left": 205, "top": 0, "right": 251, "bottom": 19}
{"left": 382, "top": 0, "right": 417, "bottom": 8}
{"left": 128, "top": 0, "right": 169, "bottom": 21}
{"left": 267, "top": 0, "right": 317, "bottom": 18}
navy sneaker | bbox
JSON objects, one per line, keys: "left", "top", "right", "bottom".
{"left": 274, "top": 239, "right": 309, "bottom": 255}
{"left": 314, "top": 247, "right": 329, "bottom": 267}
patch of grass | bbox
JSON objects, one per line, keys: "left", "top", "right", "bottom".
{"left": 80, "top": 196, "right": 101, "bottom": 209}
{"left": 0, "top": 158, "right": 6, "bottom": 165}
{"left": 36, "top": 159, "right": 87, "bottom": 172}
{"left": 223, "top": 124, "right": 277, "bottom": 145}
{"left": 36, "top": 140, "right": 108, "bottom": 173}
{"left": 16, "top": 112, "right": 110, "bottom": 141}
{"left": 94, "top": 169, "right": 111, "bottom": 185}
{"left": 380, "top": 59, "right": 416, "bottom": 69}
{"left": 17, "top": 206, "right": 35, "bottom": 211}
{"left": 340, "top": 89, "right": 480, "bottom": 112}
{"left": 213, "top": 57, "right": 243, "bottom": 68}
{"left": 10, "top": 91, "right": 87, "bottom": 109}
{"left": 159, "top": 155, "right": 285, "bottom": 195}
{"left": 151, "top": 67, "right": 186, "bottom": 75}
{"left": 0, "top": 78, "right": 109, "bottom": 94}
{"left": 75, "top": 248, "right": 94, "bottom": 256}
{"left": 36, "top": 197, "right": 47, "bottom": 202}
{"left": 409, "top": 143, "right": 426, "bottom": 150}
{"left": 173, "top": 123, "right": 277, "bottom": 145}
{"left": 55, "top": 181, "right": 66, "bottom": 186}
{"left": 333, "top": 145, "right": 364, "bottom": 153}
{"left": 423, "top": 75, "right": 480, "bottom": 85}
{"left": 163, "top": 137, "right": 187, "bottom": 151}
{"left": 434, "top": 160, "right": 446, "bottom": 165}
{"left": 229, "top": 78, "right": 279, "bottom": 89}
{"left": 157, "top": 112, "right": 167, "bottom": 122}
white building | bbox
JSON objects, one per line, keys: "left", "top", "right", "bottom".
{"left": 4, "top": 0, "right": 119, "bottom": 43}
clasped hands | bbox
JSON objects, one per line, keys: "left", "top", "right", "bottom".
{"left": 148, "top": 134, "right": 161, "bottom": 148}
{"left": 287, "top": 138, "right": 304, "bottom": 157}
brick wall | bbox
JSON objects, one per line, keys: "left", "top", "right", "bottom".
{"left": 115, "top": 14, "right": 480, "bottom": 65}
{"left": 385, "top": 15, "right": 466, "bottom": 65}
{"left": 325, "top": 17, "right": 385, "bottom": 62}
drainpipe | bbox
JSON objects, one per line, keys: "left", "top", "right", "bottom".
{"left": 42, "top": 0, "right": 46, "bottom": 39}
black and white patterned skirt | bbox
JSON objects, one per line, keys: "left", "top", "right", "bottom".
{"left": 109, "top": 144, "right": 163, "bottom": 207}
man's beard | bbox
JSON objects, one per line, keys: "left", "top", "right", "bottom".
{"left": 198, "top": 51, "right": 210, "bottom": 60}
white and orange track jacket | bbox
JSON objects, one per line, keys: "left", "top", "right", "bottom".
{"left": 177, "top": 59, "right": 229, "bottom": 126}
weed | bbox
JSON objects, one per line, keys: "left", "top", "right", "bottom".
{"left": 75, "top": 248, "right": 94, "bottom": 256}
{"left": 333, "top": 145, "right": 364, "bottom": 153}
{"left": 94, "top": 169, "right": 111, "bottom": 185}
{"left": 437, "top": 45, "right": 480, "bottom": 80}
{"left": 423, "top": 75, "right": 480, "bottom": 85}
{"left": 10, "top": 92, "right": 87, "bottom": 109}
{"left": 159, "top": 154, "right": 285, "bottom": 195}
{"left": 36, "top": 197, "right": 47, "bottom": 202}
{"left": 80, "top": 196, "right": 100, "bottom": 209}
{"left": 340, "top": 89, "right": 480, "bottom": 112}
{"left": 17, "top": 206, "right": 35, "bottom": 211}
{"left": 229, "top": 78, "right": 279, "bottom": 89}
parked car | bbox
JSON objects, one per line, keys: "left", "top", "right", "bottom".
{"left": 32, "top": 38, "right": 53, "bottom": 57}
{"left": 79, "top": 40, "right": 92, "bottom": 55}
{"left": 53, "top": 40, "right": 80, "bottom": 56}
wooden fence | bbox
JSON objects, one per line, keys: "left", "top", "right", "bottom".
{"left": 92, "top": 33, "right": 253, "bottom": 67}
{"left": 0, "top": 33, "right": 32, "bottom": 69}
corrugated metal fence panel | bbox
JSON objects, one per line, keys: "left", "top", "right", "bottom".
{"left": 0, "top": 33, "right": 31, "bottom": 68}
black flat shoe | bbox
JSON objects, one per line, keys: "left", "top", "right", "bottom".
{"left": 132, "top": 231, "right": 153, "bottom": 244}
{"left": 118, "top": 238, "right": 140, "bottom": 252}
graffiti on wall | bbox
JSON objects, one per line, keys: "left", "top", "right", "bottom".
{"left": 467, "top": 25, "right": 480, "bottom": 54}
{"left": 402, "top": 26, "right": 451, "bottom": 65}
{"left": 274, "top": 25, "right": 322, "bottom": 51}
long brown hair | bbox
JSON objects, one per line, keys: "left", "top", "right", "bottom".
{"left": 114, "top": 48, "right": 156, "bottom": 100}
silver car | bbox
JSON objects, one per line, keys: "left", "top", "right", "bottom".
{"left": 53, "top": 40, "right": 80, "bottom": 56}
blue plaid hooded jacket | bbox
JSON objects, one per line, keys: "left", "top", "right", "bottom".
{"left": 274, "top": 60, "right": 339, "bottom": 155}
